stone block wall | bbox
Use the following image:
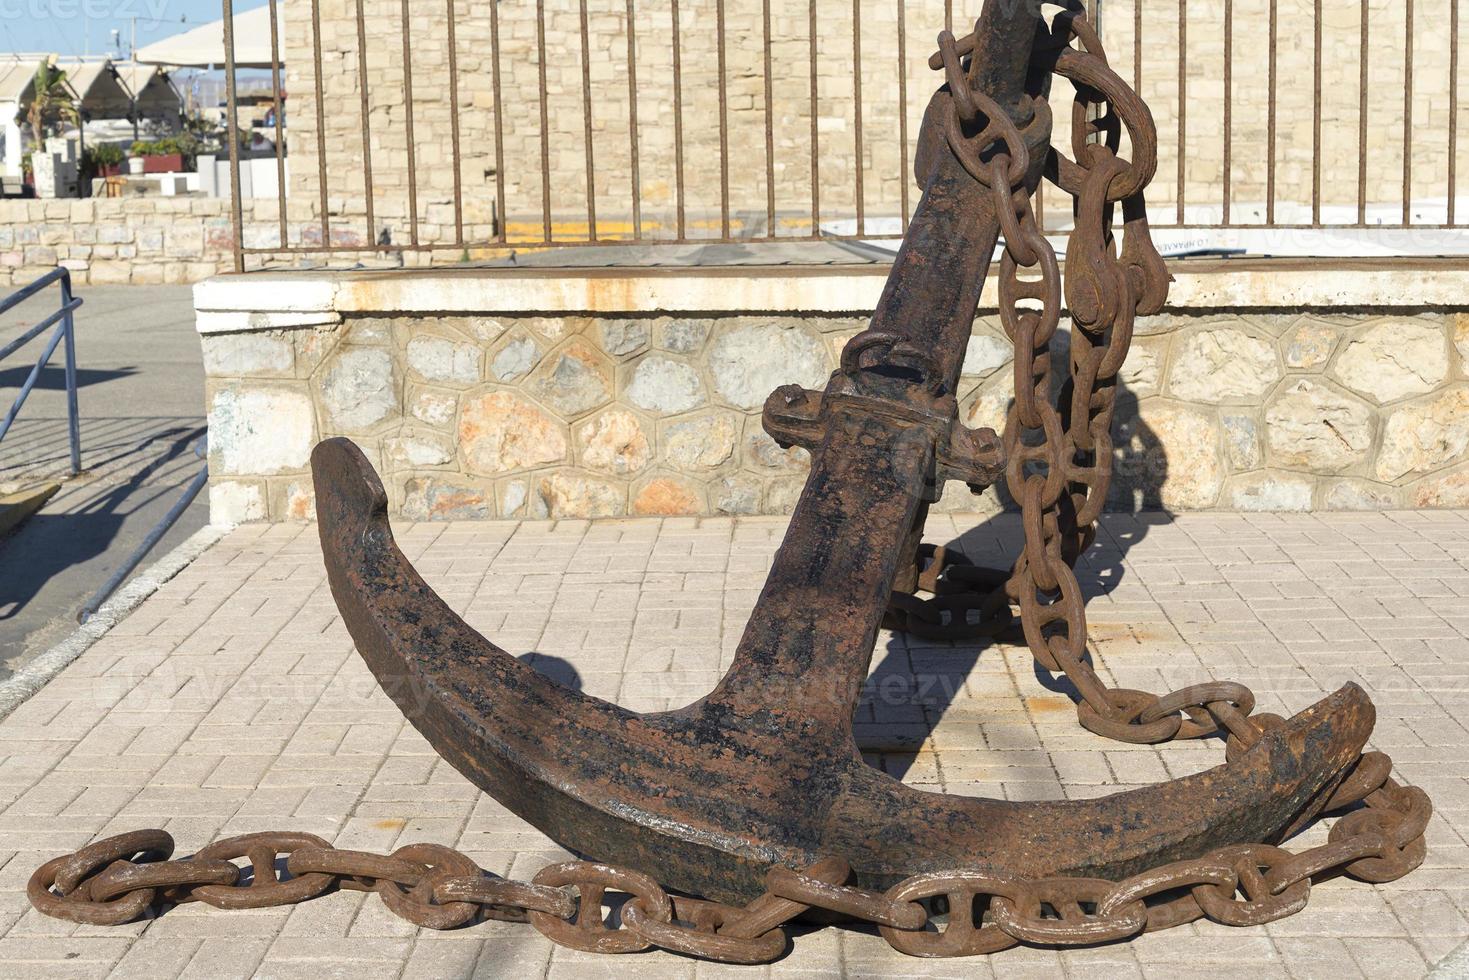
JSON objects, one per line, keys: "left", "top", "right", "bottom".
{"left": 281, "top": 0, "right": 1459, "bottom": 246}
{"left": 0, "top": 198, "right": 321, "bottom": 287}
{"left": 198, "top": 269, "right": 1469, "bottom": 522}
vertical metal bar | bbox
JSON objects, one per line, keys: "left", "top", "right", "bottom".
{"left": 221, "top": 0, "right": 244, "bottom": 272}
{"left": 354, "top": 0, "right": 377, "bottom": 246}
{"left": 672, "top": 0, "right": 687, "bottom": 240}
{"left": 1268, "top": 0, "right": 1278, "bottom": 225}
{"left": 1222, "top": 0, "right": 1232, "bottom": 225}
{"left": 537, "top": 0, "right": 552, "bottom": 242}
{"left": 852, "top": 0, "right": 865, "bottom": 236}
{"left": 1177, "top": 0, "right": 1186, "bottom": 225}
{"left": 763, "top": 0, "right": 776, "bottom": 235}
{"left": 626, "top": 0, "right": 643, "bottom": 239}
{"left": 809, "top": 0, "right": 820, "bottom": 235}
{"left": 397, "top": 0, "right": 418, "bottom": 246}
{"left": 945, "top": 0, "right": 953, "bottom": 35}
{"left": 267, "top": 0, "right": 287, "bottom": 246}
{"left": 446, "top": 0, "right": 464, "bottom": 245}
{"left": 1311, "top": 0, "right": 1321, "bottom": 224}
{"left": 897, "top": 0, "right": 910, "bottom": 230}
{"left": 311, "top": 0, "right": 331, "bottom": 248}
{"left": 490, "top": 0, "right": 506, "bottom": 243}
{"left": 61, "top": 274, "right": 79, "bottom": 476}
{"left": 1133, "top": 0, "right": 1141, "bottom": 94}
{"left": 1453, "top": 0, "right": 1461, "bottom": 225}
{"left": 578, "top": 0, "right": 598, "bottom": 240}
{"left": 717, "top": 0, "right": 730, "bottom": 239}
{"left": 1404, "top": 0, "right": 1415, "bottom": 225}
{"left": 1359, "top": 0, "right": 1369, "bottom": 224}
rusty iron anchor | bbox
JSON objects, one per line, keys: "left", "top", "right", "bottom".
{"left": 310, "top": 0, "right": 1375, "bottom": 908}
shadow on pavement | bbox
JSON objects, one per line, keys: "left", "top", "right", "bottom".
{"left": 0, "top": 364, "right": 140, "bottom": 392}
{"left": 867, "top": 380, "right": 1173, "bottom": 778}
{"left": 0, "top": 426, "right": 206, "bottom": 627}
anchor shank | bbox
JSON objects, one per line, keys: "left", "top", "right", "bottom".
{"left": 701, "top": 1, "right": 1048, "bottom": 732}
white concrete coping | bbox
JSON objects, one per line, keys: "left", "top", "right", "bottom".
{"left": 193, "top": 258, "right": 1469, "bottom": 333}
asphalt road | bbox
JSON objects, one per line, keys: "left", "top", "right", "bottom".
{"left": 0, "top": 284, "right": 208, "bottom": 675}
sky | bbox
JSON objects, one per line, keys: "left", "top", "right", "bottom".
{"left": 0, "top": 0, "right": 268, "bottom": 60}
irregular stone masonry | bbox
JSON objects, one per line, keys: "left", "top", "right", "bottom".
{"left": 201, "top": 305, "right": 1469, "bottom": 522}
{"left": 282, "top": 0, "right": 1453, "bottom": 247}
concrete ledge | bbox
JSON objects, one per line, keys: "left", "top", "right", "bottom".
{"left": 193, "top": 258, "right": 1469, "bottom": 328}
{"left": 0, "top": 484, "right": 59, "bottom": 539}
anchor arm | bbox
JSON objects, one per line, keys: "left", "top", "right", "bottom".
{"left": 313, "top": 437, "right": 1373, "bottom": 904}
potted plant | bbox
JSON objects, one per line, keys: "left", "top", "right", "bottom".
{"left": 129, "top": 134, "right": 199, "bottom": 174}
{"left": 25, "top": 57, "right": 78, "bottom": 157}
{"left": 82, "top": 143, "right": 126, "bottom": 181}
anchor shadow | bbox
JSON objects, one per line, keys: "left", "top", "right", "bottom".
{"left": 866, "top": 377, "right": 1174, "bottom": 779}
{"left": 517, "top": 652, "right": 584, "bottom": 693}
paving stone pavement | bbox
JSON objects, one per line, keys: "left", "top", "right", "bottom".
{"left": 1, "top": 510, "right": 1467, "bottom": 979}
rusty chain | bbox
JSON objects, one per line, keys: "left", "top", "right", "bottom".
{"left": 29, "top": 7, "right": 1431, "bottom": 965}
{"left": 28, "top": 758, "right": 1429, "bottom": 965}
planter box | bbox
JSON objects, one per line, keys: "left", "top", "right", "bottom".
{"left": 142, "top": 154, "right": 184, "bottom": 174}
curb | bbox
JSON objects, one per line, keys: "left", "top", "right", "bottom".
{"left": 0, "top": 523, "right": 230, "bottom": 723}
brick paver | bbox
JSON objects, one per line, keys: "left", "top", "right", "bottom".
{"left": 1, "top": 510, "right": 1467, "bottom": 978}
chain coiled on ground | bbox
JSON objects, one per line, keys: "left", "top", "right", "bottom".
{"left": 28, "top": 6, "right": 1432, "bottom": 964}
{"left": 28, "top": 757, "right": 1429, "bottom": 965}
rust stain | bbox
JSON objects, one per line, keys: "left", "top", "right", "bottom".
{"left": 1026, "top": 696, "right": 1072, "bottom": 714}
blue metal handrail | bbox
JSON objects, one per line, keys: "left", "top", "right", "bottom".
{"left": 0, "top": 268, "right": 83, "bottom": 476}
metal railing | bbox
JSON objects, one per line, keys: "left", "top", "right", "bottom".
{"left": 0, "top": 269, "right": 82, "bottom": 476}
{"left": 220, "top": 0, "right": 1469, "bottom": 270}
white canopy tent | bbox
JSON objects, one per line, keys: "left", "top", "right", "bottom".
{"left": 115, "top": 64, "right": 183, "bottom": 124}
{"left": 58, "top": 59, "right": 134, "bottom": 119}
{"left": 0, "top": 60, "right": 37, "bottom": 179}
{"left": 133, "top": 5, "right": 286, "bottom": 70}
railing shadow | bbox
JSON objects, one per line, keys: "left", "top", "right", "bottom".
{"left": 0, "top": 425, "right": 204, "bottom": 624}
{"left": 0, "top": 364, "right": 137, "bottom": 391}
{"left": 866, "top": 377, "right": 1170, "bottom": 778}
